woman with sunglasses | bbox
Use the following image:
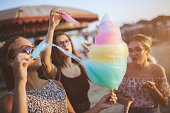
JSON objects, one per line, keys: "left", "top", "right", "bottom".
{"left": 117, "top": 34, "right": 170, "bottom": 113}
{"left": 41, "top": 9, "right": 91, "bottom": 113}
{"left": 0, "top": 36, "right": 117, "bottom": 113}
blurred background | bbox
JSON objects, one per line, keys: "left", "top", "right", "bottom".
{"left": 0, "top": 0, "right": 170, "bottom": 113}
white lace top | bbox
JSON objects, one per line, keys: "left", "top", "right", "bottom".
{"left": 118, "top": 76, "right": 170, "bottom": 108}
{"left": 8, "top": 79, "right": 68, "bottom": 113}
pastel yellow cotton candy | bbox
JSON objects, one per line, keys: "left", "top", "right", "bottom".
{"left": 88, "top": 41, "right": 128, "bottom": 62}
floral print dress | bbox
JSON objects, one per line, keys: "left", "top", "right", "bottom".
{"left": 118, "top": 76, "right": 170, "bottom": 108}
{"left": 8, "top": 79, "right": 68, "bottom": 113}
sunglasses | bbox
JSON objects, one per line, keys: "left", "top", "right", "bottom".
{"left": 22, "top": 46, "right": 35, "bottom": 54}
{"left": 9, "top": 46, "right": 35, "bottom": 60}
{"left": 129, "top": 47, "right": 144, "bottom": 54}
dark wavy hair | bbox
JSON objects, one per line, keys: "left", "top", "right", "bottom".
{"left": 0, "top": 36, "right": 47, "bottom": 91}
{"left": 51, "top": 32, "right": 79, "bottom": 67}
{"left": 0, "top": 36, "right": 21, "bottom": 91}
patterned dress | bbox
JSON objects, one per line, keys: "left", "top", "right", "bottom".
{"left": 8, "top": 79, "right": 68, "bottom": 113}
{"left": 118, "top": 76, "right": 170, "bottom": 108}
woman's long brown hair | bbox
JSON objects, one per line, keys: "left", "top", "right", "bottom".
{"left": 51, "top": 32, "right": 79, "bottom": 67}
{"left": 0, "top": 36, "right": 21, "bottom": 91}
{"left": 0, "top": 36, "right": 47, "bottom": 91}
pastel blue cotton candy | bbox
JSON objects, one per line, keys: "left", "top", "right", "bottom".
{"left": 30, "top": 40, "right": 81, "bottom": 62}
{"left": 83, "top": 57, "right": 127, "bottom": 90}
{"left": 30, "top": 40, "right": 49, "bottom": 58}
{"left": 50, "top": 44, "right": 81, "bottom": 62}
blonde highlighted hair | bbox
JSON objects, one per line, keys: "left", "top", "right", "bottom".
{"left": 130, "top": 34, "right": 157, "bottom": 64}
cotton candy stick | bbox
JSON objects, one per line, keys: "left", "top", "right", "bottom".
{"left": 62, "top": 13, "right": 80, "bottom": 24}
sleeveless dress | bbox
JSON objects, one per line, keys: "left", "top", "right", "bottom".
{"left": 56, "top": 65, "right": 90, "bottom": 113}
{"left": 8, "top": 79, "right": 68, "bottom": 113}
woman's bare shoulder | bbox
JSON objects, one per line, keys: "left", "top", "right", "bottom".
{"left": 150, "top": 63, "right": 166, "bottom": 77}
{"left": 45, "top": 63, "right": 58, "bottom": 79}
{"left": 0, "top": 94, "right": 13, "bottom": 113}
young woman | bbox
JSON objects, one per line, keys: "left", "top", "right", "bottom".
{"left": 117, "top": 34, "right": 170, "bottom": 113}
{"left": 41, "top": 9, "right": 91, "bottom": 113}
{"left": 0, "top": 36, "right": 117, "bottom": 113}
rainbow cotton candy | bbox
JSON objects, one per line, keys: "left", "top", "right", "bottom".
{"left": 30, "top": 14, "right": 127, "bottom": 90}
{"left": 95, "top": 14, "right": 122, "bottom": 45}
{"left": 83, "top": 14, "right": 128, "bottom": 89}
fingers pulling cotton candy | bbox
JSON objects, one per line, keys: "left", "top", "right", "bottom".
{"left": 95, "top": 14, "right": 122, "bottom": 45}
{"left": 62, "top": 13, "right": 80, "bottom": 24}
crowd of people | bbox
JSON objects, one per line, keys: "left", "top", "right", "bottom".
{"left": 0, "top": 8, "right": 169, "bottom": 113}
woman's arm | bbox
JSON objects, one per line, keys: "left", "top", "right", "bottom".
{"left": 41, "top": 8, "right": 62, "bottom": 75}
{"left": 143, "top": 65, "right": 169, "bottom": 106}
{"left": 84, "top": 90, "right": 117, "bottom": 113}
{"left": 12, "top": 80, "right": 27, "bottom": 113}
{"left": 0, "top": 94, "right": 13, "bottom": 113}
{"left": 10, "top": 53, "right": 31, "bottom": 113}
{"left": 116, "top": 92, "right": 134, "bottom": 113}
{"left": 143, "top": 81, "right": 168, "bottom": 106}
{"left": 54, "top": 80, "right": 117, "bottom": 113}
{"left": 66, "top": 94, "right": 75, "bottom": 113}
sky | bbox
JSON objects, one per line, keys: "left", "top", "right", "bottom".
{"left": 0, "top": 0, "right": 170, "bottom": 50}
{"left": 0, "top": 0, "right": 170, "bottom": 27}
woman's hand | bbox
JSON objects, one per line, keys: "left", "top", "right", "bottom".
{"left": 115, "top": 92, "right": 134, "bottom": 113}
{"left": 97, "top": 90, "right": 117, "bottom": 110}
{"left": 142, "top": 81, "right": 156, "bottom": 90}
{"left": 10, "top": 53, "right": 31, "bottom": 83}
{"left": 10, "top": 53, "right": 31, "bottom": 113}
{"left": 124, "top": 98, "right": 134, "bottom": 113}
{"left": 142, "top": 81, "right": 168, "bottom": 106}
{"left": 84, "top": 90, "right": 117, "bottom": 113}
{"left": 81, "top": 41, "right": 93, "bottom": 57}
{"left": 49, "top": 8, "right": 63, "bottom": 29}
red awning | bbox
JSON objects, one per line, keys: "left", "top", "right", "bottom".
{"left": 0, "top": 5, "right": 98, "bottom": 41}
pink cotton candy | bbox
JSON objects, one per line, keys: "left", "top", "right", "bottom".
{"left": 62, "top": 13, "right": 80, "bottom": 24}
{"left": 95, "top": 14, "right": 122, "bottom": 45}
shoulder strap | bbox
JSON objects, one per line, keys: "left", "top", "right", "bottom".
{"left": 78, "top": 63, "right": 89, "bottom": 80}
{"left": 55, "top": 68, "right": 61, "bottom": 81}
